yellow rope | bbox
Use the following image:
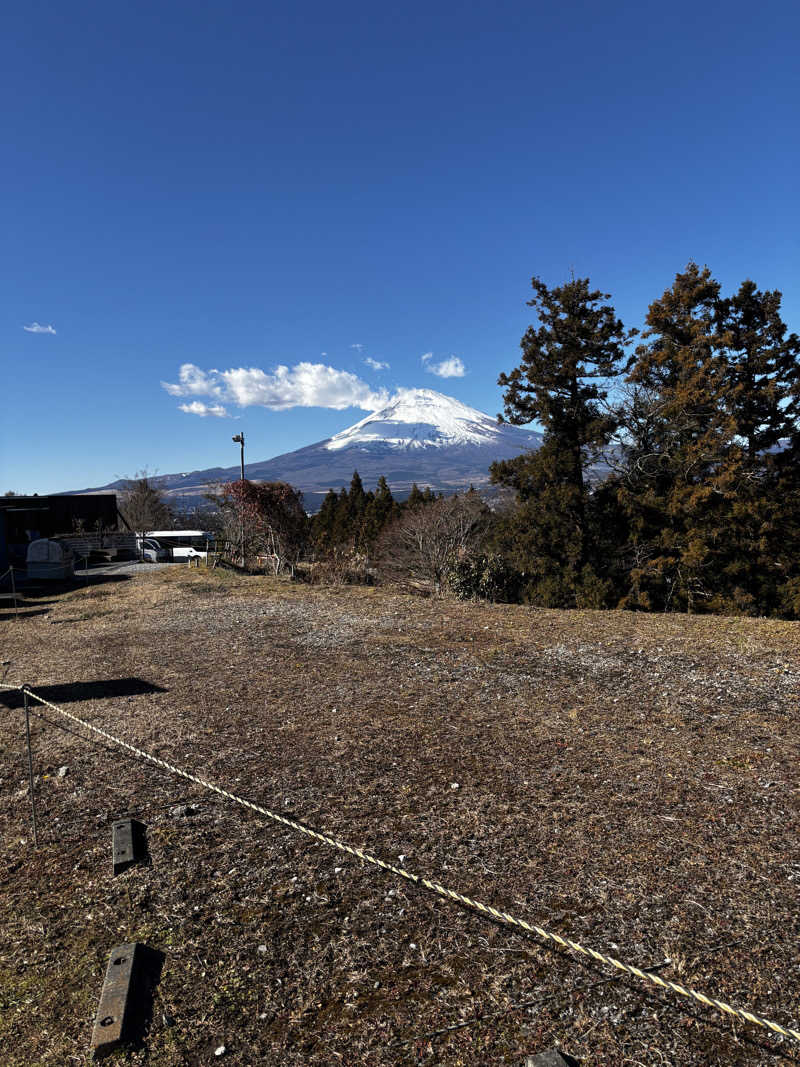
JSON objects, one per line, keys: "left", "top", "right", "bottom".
{"left": 3, "top": 680, "right": 798, "bottom": 1045}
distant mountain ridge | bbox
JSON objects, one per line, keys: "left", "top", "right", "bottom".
{"left": 77, "top": 389, "right": 543, "bottom": 509}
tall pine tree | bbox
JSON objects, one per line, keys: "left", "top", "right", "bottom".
{"left": 493, "top": 275, "right": 633, "bottom": 605}
{"left": 717, "top": 282, "right": 800, "bottom": 612}
{"left": 621, "top": 263, "right": 738, "bottom": 611}
{"left": 718, "top": 280, "right": 800, "bottom": 461}
{"left": 330, "top": 488, "right": 351, "bottom": 547}
{"left": 311, "top": 489, "right": 339, "bottom": 554}
{"left": 361, "top": 475, "right": 397, "bottom": 551}
{"left": 406, "top": 483, "right": 425, "bottom": 508}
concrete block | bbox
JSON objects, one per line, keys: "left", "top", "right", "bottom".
{"left": 112, "top": 819, "right": 147, "bottom": 875}
{"left": 90, "top": 943, "right": 164, "bottom": 1060}
{"left": 523, "top": 1051, "right": 578, "bottom": 1067}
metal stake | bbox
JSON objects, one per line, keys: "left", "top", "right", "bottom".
{"left": 24, "top": 690, "right": 39, "bottom": 847}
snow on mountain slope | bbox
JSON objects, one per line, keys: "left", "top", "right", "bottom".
{"left": 325, "top": 388, "right": 516, "bottom": 451}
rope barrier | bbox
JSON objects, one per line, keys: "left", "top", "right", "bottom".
{"left": 3, "top": 679, "right": 798, "bottom": 1046}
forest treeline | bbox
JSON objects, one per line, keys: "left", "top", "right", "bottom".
{"left": 311, "top": 475, "right": 435, "bottom": 555}
{"left": 143, "top": 261, "right": 799, "bottom": 618}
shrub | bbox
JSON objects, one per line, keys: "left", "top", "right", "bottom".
{"left": 446, "top": 553, "right": 523, "bottom": 603}
{"left": 309, "top": 548, "right": 374, "bottom": 586}
{"left": 377, "top": 493, "right": 488, "bottom": 595}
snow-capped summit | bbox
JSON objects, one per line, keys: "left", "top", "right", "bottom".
{"left": 325, "top": 388, "right": 512, "bottom": 452}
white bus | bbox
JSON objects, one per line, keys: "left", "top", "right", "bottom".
{"left": 144, "top": 530, "right": 215, "bottom": 560}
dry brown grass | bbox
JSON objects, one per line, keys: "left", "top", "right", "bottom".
{"left": 0, "top": 568, "right": 798, "bottom": 1065}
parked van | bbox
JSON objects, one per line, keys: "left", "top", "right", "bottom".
{"left": 145, "top": 530, "right": 215, "bottom": 560}
{"left": 136, "top": 536, "right": 170, "bottom": 562}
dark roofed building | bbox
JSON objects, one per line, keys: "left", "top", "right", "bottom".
{"left": 0, "top": 494, "right": 119, "bottom": 571}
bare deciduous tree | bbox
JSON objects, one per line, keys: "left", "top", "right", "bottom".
{"left": 377, "top": 493, "right": 488, "bottom": 595}
{"left": 118, "top": 471, "right": 173, "bottom": 537}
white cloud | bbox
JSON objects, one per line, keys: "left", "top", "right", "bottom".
{"left": 365, "top": 356, "right": 389, "bottom": 371}
{"left": 223, "top": 364, "right": 388, "bottom": 410}
{"left": 162, "top": 361, "right": 388, "bottom": 414}
{"left": 422, "top": 353, "right": 466, "bottom": 378}
{"left": 178, "top": 401, "right": 229, "bottom": 418}
{"left": 23, "top": 322, "right": 56, "bottom": 335}
{"left": 350, "top": 343, "right": 365, "bottom": 353}
{"left": 161, "top": 363, "right": 223, "bottom": 398}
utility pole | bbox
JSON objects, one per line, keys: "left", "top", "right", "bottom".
{"left": 232, "top": 433, "right": 245, "bottom": 564}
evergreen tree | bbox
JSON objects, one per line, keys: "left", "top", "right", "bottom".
{"left": 493, "top": 274, "right": 633, "bottom": 604}
{"left": 718, "top": 280, "right": 800, "bottom": 461}
{"left": 406, "top": 483, "right": 425, "bottom": 508}
{"left": 620, "top": 263, "right": 738, "bottom": 611}
{"left": 716, "top": 282, "right": 800, "bottom": 611}
{"left": 359, "top": 494, "right": 379, "bottom": 552}
{"left": 348, "top": 470, "right": 366, "bottom": 515}
{"left": 358, "top": 475, "right": 397, "bottom": 554}
{"left": 311, "top": 489, "right": 339, "bottom": 553}
{"left": 312, "top": 473, "right": 399, "bottom": 557}
{"left": 771, "top": 443, "right": 800, "bottom": 615}
{"left": 373, "top": 476, "right": 396, "bottom": 527}
{"left": 331, "top": 488, "right": 351, "bottom": 547}
{"left": 347, "top": 470, "right": 366, "bottom": 548}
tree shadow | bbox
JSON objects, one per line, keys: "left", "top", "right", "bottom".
{"left": 0, "top": 598, "right": 59, "bottom": 607}
{"left": 0, "top": 677, "right": 168, "bottom": 710}
{"left": 0, "top": 609, "right": 51, "bottom": 621}
{"left": 129, "top": 945, "right": 166, "bottom": 1051}
{"left": 18, "top": 574, "right": 132, "bottom": 597}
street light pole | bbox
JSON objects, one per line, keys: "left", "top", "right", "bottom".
{"left": 232, "top": 433, "right": 245, "bottom": 564}
{"left": 233, "top": 432, "right": 245, "bottom": 481}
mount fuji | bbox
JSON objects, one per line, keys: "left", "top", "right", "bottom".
{"left": 81, "top": 389, "right": 543, "bottom": 509}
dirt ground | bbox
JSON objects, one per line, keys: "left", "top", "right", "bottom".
{"left": 0, "top": 568, "right": 798, "bottom": 1066}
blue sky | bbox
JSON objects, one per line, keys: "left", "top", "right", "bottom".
{"left": 2, "top": 0, "right": 798, "bottom": 492}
